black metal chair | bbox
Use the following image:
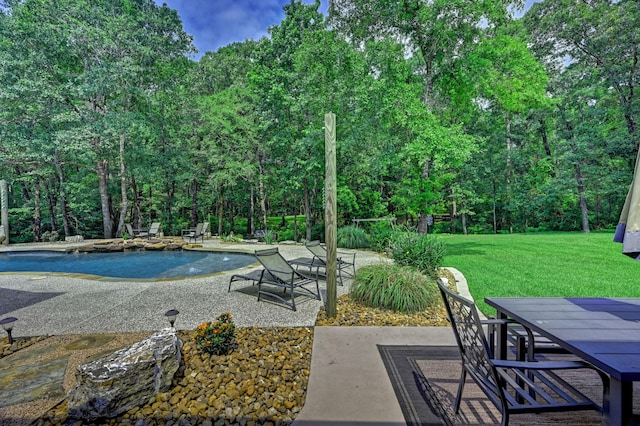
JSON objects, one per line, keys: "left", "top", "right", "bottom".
{"left": 437, "top": 279, "right": 609, "bottom": 426}
{"left": 254, "top": 248, "right": 321, "bottom": 311}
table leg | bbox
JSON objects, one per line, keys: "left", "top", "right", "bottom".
{"left": 495, "top": 311, "right": 508, "bottom": 360}
{"left": 603, "top": 377, "right": 633, "bottom": 426}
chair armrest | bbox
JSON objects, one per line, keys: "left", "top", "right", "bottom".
{"left": 337, "top": 251, "right": 356, "bottom": 263}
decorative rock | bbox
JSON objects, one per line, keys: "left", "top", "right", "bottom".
{"left": 66, "top": 328, "right": 182, "bottom": 421}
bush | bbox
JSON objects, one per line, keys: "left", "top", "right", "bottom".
{"left": 390, "top": 228, "right": 446, "bottom": 279}
{"left": 350, "top": 263, "right": 439, "bottom": 313}
{"left": 369, "top": 221, "right": 395, "bottom": 252}
{"left": 337, "top": 225, "right": 370, "bottom": 249}
{"left": 193, "top": 312, "right": 236, "bottom": 355}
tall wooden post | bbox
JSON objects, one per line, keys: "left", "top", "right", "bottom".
{"left": 325, "top": 112, "right": 337, "bottom": 318}
{"left": 1, "top": 180, "right": 8, "bottom": 245}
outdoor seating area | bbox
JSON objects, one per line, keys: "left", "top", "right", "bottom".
{"left": 181, "top": 221, "right": 208, "bottom": 243}
{"left": 125, "top": 222, "right": 162, "bottom": 239}
{"left": 227, "top": 244, "right": 357, "bottom": 311}
{"left": 437, "top": 279, "right": 609, "bottom": 425}
{"left": 289, "top": 240, "right": 356, "bottom": 286}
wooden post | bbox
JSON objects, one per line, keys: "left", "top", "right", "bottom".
{"left": 325, "top": 112, "right": 337, "bottom": 318}
{"left": 1, "top": 180, "right": 8, "bottom": 245}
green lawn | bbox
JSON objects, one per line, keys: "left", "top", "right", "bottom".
{"left": 440, "top": 232, "right": 640, "bottom": 315}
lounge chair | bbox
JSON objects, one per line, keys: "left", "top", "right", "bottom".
{"left": 228, "top": 268, "right": 276, "bottom": 292}
{"left": 183, "top": 222, "right": 208, "bottom": 243}
{"left": 125, "top": 223, "right": 135, "bottom": 237}
{"left": 437, "top": 279, "right": 609, "bottom": 426}
{"left": 125, "top": 223, "right": 146, "bottom": 238}
{"left": 138, "top": 222, "right": 161, "bottom": 239}
{"left": 290, "top": 240, "right": 355, "bottom": 286}
{"left": 254, "top": 247, "right": 321, "bottom": 311}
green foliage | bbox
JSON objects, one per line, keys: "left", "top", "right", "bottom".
{"left": 350, "top": 263, "right": 439, "bottom": 313}
{"left": 368, "top": 221, "right": 395, "bottom": 253}
{"left": 390, "top": 228, "right": 446, "bottom": 279}
{"left": 221, "top": 232, "right": 242, "bottom": 242}
{"left": 263, "top": 229, "right": 275, "bottom": 245}
{"left": 337, "top": 225, "right": 370, "bottom": 249}
{"left": 193, "top": 312, "right": 236, "bottom": 356}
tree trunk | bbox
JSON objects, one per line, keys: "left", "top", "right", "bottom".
{"left": 54, "top": 151, "right": 71, "bottom": 236}
{"left": 190, "top": 179, "right": 199, "bottom": 227}
{"left": 304, "top": 184, "right": 312, "bottom": 241}
{"left": 44, "top": 180, "right": 58, "bottom": 233}
{"left": 248, "top": 184, "right": 255, "bottom": 235}
{"left": 97, "top": 159, "right": 112, "bottom": 238}
{"left": 257, "top": 150, "right": 268, "bottom": 231}
{"left": 117, "top": 135, "right": 128, "bottom": 238}
{"left": 130, "top": 175, "right": 142, "bottom": 228}
{"left": 217, "top": 188, "right": 224, "bottom": 236}
{"left": 462, "top": 213, "right": 468, "bottom": 235}
{"left": 33, "top": 179, "right": 41, "bottom": 242}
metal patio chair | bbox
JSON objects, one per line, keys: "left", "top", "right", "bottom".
{"left": 254, "top": 247, "right": 321, "bottom": 311}
{"left": 437, "top": 279, "right": 609, "bottom": 426}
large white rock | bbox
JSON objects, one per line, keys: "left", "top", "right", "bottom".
{"left": 67, "top": 328, "right": 182, "bottom": 420}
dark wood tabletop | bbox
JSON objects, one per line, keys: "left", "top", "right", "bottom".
{"left": 485, "top": 297, "right": 640, "bottom": 425}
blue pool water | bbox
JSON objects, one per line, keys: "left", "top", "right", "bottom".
{"left": 0, "top": 250, "right": 257, "bottom": 279}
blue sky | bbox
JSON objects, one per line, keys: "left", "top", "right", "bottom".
{"left": 154, "top": 0, "right": 328, "bottom": 59}
{"left": 155, "top": 0, "right": 538, "bottom": 60}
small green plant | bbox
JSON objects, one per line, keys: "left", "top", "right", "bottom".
{"left": 122, "top": 232, "right": 130, "bottom": 240}
{"left": 263, "top": 229, "right": 275, "bottom": 244}
{"left": 390, "top": 228, "right": 446, "bottom": 279}
{"left": 350, "top": 263, "right": 438, "bottom": 313}
{"left": 193, "top": 312, "right": 236, "bottom": 356}
{"left": 221, "top": 232, "right": 242, "bottom": 242}
{"left": 337, "top": 225, "right": 370, "bottom": 249}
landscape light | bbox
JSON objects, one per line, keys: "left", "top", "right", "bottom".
{"left": 164, "top": 309, "right": 179, "bottom": 328}
{"left": 0, "top": 317, "right": 18, "bottom": 345}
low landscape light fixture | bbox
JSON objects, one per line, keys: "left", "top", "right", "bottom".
{"left": 0, "top": 317, "right": 18, "bottom": 345}
{"left": 164, "top": 309, "right": 179, "bottom": 328}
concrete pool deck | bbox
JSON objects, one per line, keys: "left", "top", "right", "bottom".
{"left": 0, "top": 238, "right": 388, "bottom": 337}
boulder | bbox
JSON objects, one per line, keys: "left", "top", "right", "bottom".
{"left": 67, "top": 328, "right": 182, "bottom": 420}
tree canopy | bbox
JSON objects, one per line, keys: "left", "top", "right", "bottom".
{"left": 1, "top": 0, "right": 637, "bottom": 242}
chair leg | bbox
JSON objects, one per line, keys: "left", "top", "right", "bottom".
{"left": 289, "top": 283, "right": 296, "bottom": 311}
{"left": 454, "top": 368, "right": 467, "bottom": 413}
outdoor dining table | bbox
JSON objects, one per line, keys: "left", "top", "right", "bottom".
{"left": 485, "top": 296, "right": 640, "bottom": 426}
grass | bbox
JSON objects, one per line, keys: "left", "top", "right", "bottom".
{"left": 440, "top": 231, "right": 640, "bottom": 315}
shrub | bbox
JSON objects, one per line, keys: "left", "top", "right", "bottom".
{"left": 263, "top": 229, "right": 275, "bottom": 244}
{"left": 350, "top": 263, "right": 439, "bottom": 313}
{"left": 337, "top": 225, "right": 370, "bottom": 249}
{"left": 193, "top": 312, "right": 236, "bottom": 355}
{"left": 390, "top": 228, "right": 446, "bottom": 279}
{"left": 369, "top": 221, "right": 395, "bottom": 252}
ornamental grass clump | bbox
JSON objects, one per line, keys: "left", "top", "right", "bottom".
{"left": 193, "top": 312, "right": 236, "bottom": 356}
{"left": 390, "top": 228, "right": 446, "bottom": 279}
{"left": 349, "top": 263, "right": 439, "bottom": 313}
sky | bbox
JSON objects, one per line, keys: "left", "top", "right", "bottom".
{"left": 155, "top": 0, "right": 539, "bottom": 60}
{"left": 154, "top": 0, "right": 328, "bottom": 59}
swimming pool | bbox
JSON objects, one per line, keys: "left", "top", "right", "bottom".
{"left": 0, "top": 250, "right": 257, "bottom": 280}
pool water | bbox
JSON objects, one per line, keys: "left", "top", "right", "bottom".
{"left": 0, "top": 250, "right": 257, "bottom": 279}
